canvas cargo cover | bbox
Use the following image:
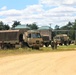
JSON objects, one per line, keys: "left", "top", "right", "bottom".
{"left": 0, "top": 30, "right": 20, "bottom": 42}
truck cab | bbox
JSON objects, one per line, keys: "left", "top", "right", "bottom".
{"left": 23, "top": 30, "right": 43, "bottom": 49}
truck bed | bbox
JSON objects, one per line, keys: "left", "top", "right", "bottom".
{"left": 0, "top": 30, "right": 19, "bottom": 42}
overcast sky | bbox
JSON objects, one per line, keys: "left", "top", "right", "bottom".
{"left": 0, "top": 0, "right": 76, "bottom": 28}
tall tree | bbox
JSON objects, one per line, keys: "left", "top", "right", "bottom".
{"left": 60, "top": 21, "right": 73, "bottom": 30}
{"left": 12, "top": 21, "right": 21, "bottom": 28}
{"left": 67, "top": 21, "right": 73, "bottom": 27}
{"left": 31, "top": 23, "right": 38, "bottom": 29}
{"left": 54, "top": 25, "right": 60, "bottom": 30}
{"left": 73, "top": 20, "right": 76, "bottom": 30}
{"left": 0, "top": 21, "right": 4, "bottom": 30}
{"left": 3, "top": 24, "right": 10, "bottom": 30}
{"left": 26, "top": 22, "right": 38, "bottom": 30}
{"left": 0, "top": 21, "right": 10, "bottom": 30}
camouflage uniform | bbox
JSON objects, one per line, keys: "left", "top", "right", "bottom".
{"left": 54, "top": 41, "right": 57, "bottom": 49}
{"left": 51, "top": 41, "right": 55, "bottom": 49}
{"left": 51, "top": 40, "right": 57, "bottom": 49}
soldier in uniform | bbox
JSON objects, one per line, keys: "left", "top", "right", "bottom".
{"left": 54, "top": 40, "right": 57, "bottom": 49}
{"left": 51, "top": 40, "right": 57, "bottom": 50}
{"left": 51, "top": 41, "right": 55, "bottom": 49}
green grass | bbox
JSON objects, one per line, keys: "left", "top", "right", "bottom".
{"left": 0, "top": 44, "right": 76, "bottom": 57}
{"left": 57, "top": 44, "right": 76, "bottom": 51}
{"left": 41, "top": 44, "right": 76, "bottom": 52}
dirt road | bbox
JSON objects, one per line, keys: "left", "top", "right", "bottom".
{"left": 0, "top": 51, "right": 76, "bottom": 75}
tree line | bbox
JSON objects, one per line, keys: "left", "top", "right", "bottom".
{"left": 0, "top": 20, "right": 76, "bottom": 40}
{"left": 0, "top": 21, "right": 38, "bottom": 30}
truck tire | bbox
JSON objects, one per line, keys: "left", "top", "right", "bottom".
{"left": 59, "top": 43, "right": 62, "bottom": 45}
{"left": 2, "top": 43, "right": 8, "bottom": 49}
{"left": 32, "top": 46, "right": 39, "bottom": 50}
{"left": 22, "top": 42, "right": 30, "bottom": 48}
{"left": 45, "top": 43, "right": 49, "bottom": 47}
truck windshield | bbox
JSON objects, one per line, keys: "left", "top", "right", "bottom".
{"left": 28, "top": 33, "right": 41, "bottom": 38}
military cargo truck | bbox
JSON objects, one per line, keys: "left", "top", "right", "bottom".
{"left": 0, "top": 30, "right": 43, "bottom": 49}
{"left": 23, "top": 30, "right": 43, "bottom": 49}
{"left": 54, "top": 34, "right": 70, "bottom": 45}
{"left": 39, "top": 30, "right": 52, "bottom": 47}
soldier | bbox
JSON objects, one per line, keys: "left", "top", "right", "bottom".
{"left": 54, "top": 41, "right": 57, "bottom": 49}
{"left": 51, "top": 40, "right": 57, "bottom": 50}
{"left": 51, "top": 41, "right": 55, "bottom": 49}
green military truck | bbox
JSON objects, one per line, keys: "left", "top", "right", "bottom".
{"left": 0, "top": 30, "right": 43, "bottom": 49}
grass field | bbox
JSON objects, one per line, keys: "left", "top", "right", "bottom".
{"left": 0, "top": 44, "right": 76, "bottom": 57}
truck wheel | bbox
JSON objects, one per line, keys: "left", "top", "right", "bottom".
{"left": 32, "top": 46, "right": 39, "bottom": 50}
{"left": 59, "top": 43, "right": 62, "bottom": 45}
{"left": 45, "top": 43, "right": 49, "bottom": 47}
{"left": 3, "top": 44, "right": 8, "bottom": 49}
{"left": 23, "top": 42, "right": 30, "bottom": 47}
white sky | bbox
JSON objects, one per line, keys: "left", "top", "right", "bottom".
{"left": 0, "top": 0, "right": 76, "bottom": 28}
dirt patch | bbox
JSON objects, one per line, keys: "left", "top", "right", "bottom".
{"left": 0, "top": 51, "right": 76, "bottom": 75}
